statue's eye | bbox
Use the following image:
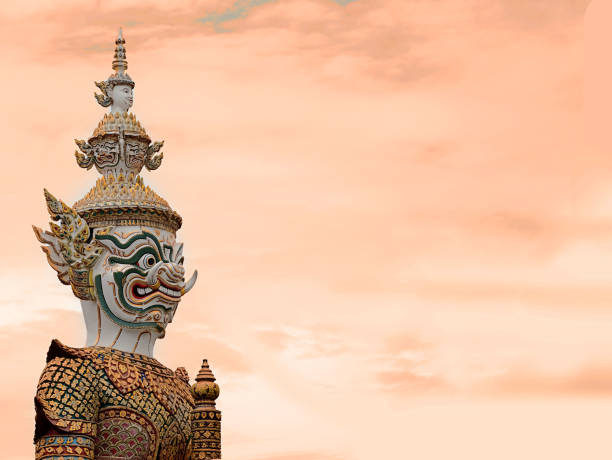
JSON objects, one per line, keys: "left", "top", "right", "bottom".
{"left": 138, "top": 253, "right": 157, "bottom": 269}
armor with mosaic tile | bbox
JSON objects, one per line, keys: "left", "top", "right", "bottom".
{"left": 32, "top": 29, "right": 221, "bottom": 459}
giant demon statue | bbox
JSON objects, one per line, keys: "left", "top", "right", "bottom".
{"left": 32, "top": 29, "right": 221, "bottom": 460}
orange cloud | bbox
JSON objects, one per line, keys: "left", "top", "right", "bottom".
{"left": 377, "top": 369, "right": 446, "bottom": 394}
{"left": 256, "top": 328, "right": 292, "bottom": 350}
{"left": 158, "top": 324, "right": 253, "bottom": 376}
{"left": 375, "top": 333, "right": 446, "bottom": 394}
{"left": 476, "top": 364, "right": 612, "bottom": 397}
{"left": 0, "top": 312, "right": 83, "bottom": 459}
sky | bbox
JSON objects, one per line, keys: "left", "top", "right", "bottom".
{"left": 0, "top": 0, "right": 610, "bottom": 458}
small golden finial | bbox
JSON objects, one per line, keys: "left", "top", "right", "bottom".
{"left": 112, "top": 27, "right": 128, "bottom": 74}
{"left": 191, "top": 359, "right": 222, "bottom": 458}
{"left": 192, "top": 359, "right": 220, "bottom": 402}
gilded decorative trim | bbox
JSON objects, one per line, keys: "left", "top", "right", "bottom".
{"left": 73, "top": 174, "right": 181, "bottom": 232}
{"left": 94, "top": 301, "right": 101, "bottom": 346}
{"left": 35, "top": 434, "right": 95, "bottom": 460}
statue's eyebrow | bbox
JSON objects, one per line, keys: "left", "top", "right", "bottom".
{"left": 95, "top": 231, "right": 165, "bottom": 259}
{"left": 108, "top": 245, "right": 159, "bottom": 266}
{"left": 95, "top": 232, "right": 145, "bottom": 249}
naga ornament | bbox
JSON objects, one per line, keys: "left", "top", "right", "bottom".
{"left": 33, "top": 189, "right": 103, "bottom": 299}
{"left": 32, "top": 29, "right": 221, "bottom": 459}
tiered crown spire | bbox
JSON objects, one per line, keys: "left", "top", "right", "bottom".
{"left": 72, "top": 29, "right": 180, "bottom": 232}
{"left": 112, "top": 28, "right": 128, "bottom": 73}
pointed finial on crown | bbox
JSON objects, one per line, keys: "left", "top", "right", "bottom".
{"left": 112, "top": 27, "right": 128, "bottom": 74}
{"left": 94, "top": 27, "right": 135, "bottom": 109}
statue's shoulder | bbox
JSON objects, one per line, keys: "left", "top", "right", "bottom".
{"left": 174, "top": 365, "right": 195, "bottom": 405}
{"left": 45, "top": 338, "right": 97, "bottom": 362}
{"left": 34, "top": 339, "right": 100, "bottom": 441}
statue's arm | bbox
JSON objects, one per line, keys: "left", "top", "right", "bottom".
{"left": 34, "top": 356, "right": 99, "bottom": 460}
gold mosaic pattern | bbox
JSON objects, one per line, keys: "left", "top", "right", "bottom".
{"left": 35, "top": 340, "right": 194, "bottom": 459}
{"left": 73, "top": 173, "right": 182, "bottom": 232}
{"left": 35, "top": 434, "right": 95, "bottom": 460}
{"left": 190, "top": 409, "right": 222, "bottom": 459}
{"left": 191, "top": 359, "right": 222, "bottom": 459}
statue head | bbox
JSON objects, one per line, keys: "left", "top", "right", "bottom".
{"left": 33, "top": 190, "right": 197, "bottom": 343}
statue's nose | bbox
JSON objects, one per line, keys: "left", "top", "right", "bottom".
{"left": 159, "top": 263, "right": 185, "bottom": 284}
{"left": 146, "top": 261, "right": 184, "bottom": 287}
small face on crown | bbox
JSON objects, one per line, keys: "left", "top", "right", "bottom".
{"left": 91, "top": 226, "right": 197, "bottom": 337}
{"left": 110, "top": 84, "right": 133, "bottom": 113}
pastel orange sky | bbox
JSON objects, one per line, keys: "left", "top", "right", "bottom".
{"left": 1, "top": 0, "right": 610, "bottom": 458}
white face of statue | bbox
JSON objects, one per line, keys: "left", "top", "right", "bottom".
{"left": 90, "top": 226, "right": 197, "bottom": 339}
{"left": 110, "top": 84, "right": 133, "bottom": 113}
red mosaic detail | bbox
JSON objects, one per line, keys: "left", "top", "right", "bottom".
{"left": 96, "top": 407, "right": 158, "bottom": 460}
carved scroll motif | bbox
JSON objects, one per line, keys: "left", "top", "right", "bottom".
{"left": 145, "top": 141, "right": 164, "bottom": 171}
{"left": 75, "top": 139, "right": 95, "bottom": 170}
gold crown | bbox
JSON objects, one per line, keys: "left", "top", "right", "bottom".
{"left": 73, "top": 172, "right": 182, "bottom": 232}
{"left": 90, "top": 111, "right": 150, "bottom": 143}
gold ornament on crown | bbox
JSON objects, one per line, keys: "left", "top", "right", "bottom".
{"left": 33, "top": 190, "right": 104, "bottom": 300}
{"left": 73, "top": 172, "right": 181, "bottom": 232}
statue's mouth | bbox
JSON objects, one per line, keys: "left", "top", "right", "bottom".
{"left": 130, "top": 279, "right": 181, "bottom": 301}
